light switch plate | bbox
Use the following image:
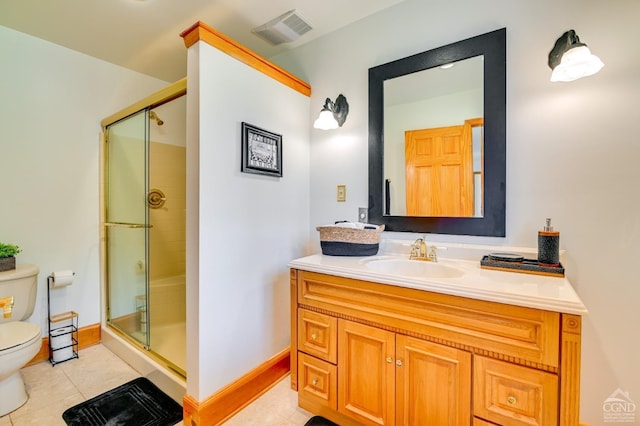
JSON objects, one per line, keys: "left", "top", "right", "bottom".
{"left": 337, "top": 185, "right": 346, "bottom": 202}
{"left": 358, "top": 207, "right": 368, "bottom": 223}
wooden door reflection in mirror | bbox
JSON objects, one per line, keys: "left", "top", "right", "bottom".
{"left": 404, "top": 118, "right": 483, "bottom": 217}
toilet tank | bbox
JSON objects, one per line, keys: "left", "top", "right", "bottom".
{"left": 0, "top": 264, "right": 39, "bottom": 323}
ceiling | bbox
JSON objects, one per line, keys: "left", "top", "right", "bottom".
{"left": 0, "top": 0, "right": 406, "bottom": 82}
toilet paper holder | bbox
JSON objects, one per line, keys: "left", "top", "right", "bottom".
{"left": 47, "top": 270, "right": 75, "bottom": 289}
{"left": 46, "top": 270, "right": 79, "bottom": 365}
{"left": 47, "top": 311, "right": 78, "bottom": 365}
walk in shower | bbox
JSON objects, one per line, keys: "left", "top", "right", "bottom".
{"left": 101, "top": 80, "right": 187, "bottom": 379}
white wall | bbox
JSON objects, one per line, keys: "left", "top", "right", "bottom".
{"left": 185, "top": 41, "right": 310, "bottom": 399}
{"left": 0, "top": 26, "right": 168, "bottom": 334}
{"left": 272, "top": 0, "right": 640, "bottom": 422}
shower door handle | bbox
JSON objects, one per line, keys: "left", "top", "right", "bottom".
{"left": 104, "top": 222, "right": 153, "bottom": 229}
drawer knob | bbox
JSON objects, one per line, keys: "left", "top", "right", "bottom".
{"left": 311, "top": 333, "right": 318, "bottom": 340}
{"left": 507, "top": 395, "right": 517, "bottom": 405}
{"left": 386, "top": 356, "right": 393, "bottom": 363}
{"left": 396, "top": 359, "right": 403, "bottom": 366}
{"left": 312, "top": 378, "right": 319, "bottom": 386}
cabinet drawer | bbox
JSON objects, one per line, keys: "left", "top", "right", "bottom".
{"left": 298, "top": 309, "right": 337, "bottom": 363}
{"left": 298, "top": 352, "right": 337, "bottom": 410}
{"left": 473, "top": 356, "right": 558, "bottom": 426}
{"left": 297, "top": 270, "right": 560, "bottom": 367}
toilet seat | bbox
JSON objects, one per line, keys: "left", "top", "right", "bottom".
{"left": 0, "top": 322, "right": 41, "bottom": 355}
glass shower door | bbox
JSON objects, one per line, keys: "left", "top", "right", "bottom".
{"left": 105, "top": 110, "right": 150, "bottom": 348}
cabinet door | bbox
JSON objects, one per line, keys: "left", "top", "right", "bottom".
{"left": 396, "top": 335, "right": 471, "bottom": 426}
{"left": 338, "top": 320, "right": 395, "bottom": 426}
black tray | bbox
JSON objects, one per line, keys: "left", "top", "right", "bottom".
{"left": 480, "top": 255, "right": 565, "bottom": 277}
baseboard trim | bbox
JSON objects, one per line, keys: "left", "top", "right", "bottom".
{"left": 183, "top": 347, "right": 290, "bottom": 426}
{"left": 27, "top": 322, "right": 101, "bottom": 366}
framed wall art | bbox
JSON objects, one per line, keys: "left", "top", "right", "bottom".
{"left": 241, "top": 122, "right": 283, "bottom": 177}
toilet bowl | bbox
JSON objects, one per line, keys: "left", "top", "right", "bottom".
{"left": 0, "top": 264, "right": 41, "bottom": 416}
{"left": 0, "top": 322, "right": 42, "bottom": 415}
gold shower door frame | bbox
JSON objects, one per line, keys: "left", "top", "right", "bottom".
{"left": 100, "top": 78, "right": 187, "bottom": 377}
{"left": 104, "top": 109, "right": 150, "bottom": 349}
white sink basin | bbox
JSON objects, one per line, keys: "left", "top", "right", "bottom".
{"left": 363, "top": 258, "right": 464, "bottom": 279}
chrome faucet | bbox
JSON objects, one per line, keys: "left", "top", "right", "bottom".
{"left": 409, "top": 237, "right": 438, "bottom": 262}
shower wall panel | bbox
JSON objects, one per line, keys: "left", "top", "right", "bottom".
{"left": 149, "top": 142, "right": 186, "bottom": 281}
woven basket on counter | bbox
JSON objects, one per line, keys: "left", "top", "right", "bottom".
{"left": 316, "top": 224, "right": 385, "bottom": 256}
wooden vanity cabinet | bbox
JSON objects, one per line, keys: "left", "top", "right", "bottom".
{"left": 290, "top": 269, "right": 582, "bottom": 426}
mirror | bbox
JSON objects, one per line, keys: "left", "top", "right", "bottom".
{"left": 384, "top": 55, "right": 484, "bottom": 217}
{"left": 368, "top": 28, "right": 506, "bottom": 236}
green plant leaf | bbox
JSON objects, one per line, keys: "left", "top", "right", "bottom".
{"left": 0, "top": 243, "right": 21, "bottom": 258}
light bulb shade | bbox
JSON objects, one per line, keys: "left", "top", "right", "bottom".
{"left": 313, "top": 94, "right": 349, "bottom": 130}
{"left": 548, "top": 30, "right": 604, "bottom": 82}
{"left": 550, "top": 46, "right": 604, "bottom": 82}
{"left": 314, "top": 109, "right": 339, "bottom": 130}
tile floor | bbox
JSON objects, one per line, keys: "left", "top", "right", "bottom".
{"left": 0, "top": 344, "right": 313, "bottom": 426}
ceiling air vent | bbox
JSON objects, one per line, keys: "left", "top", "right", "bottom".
{"left": 252, "top": 10, "right": 312, "bottom": 45}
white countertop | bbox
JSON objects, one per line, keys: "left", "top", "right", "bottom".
{"left": 289, "top": 241, "right": 587, "bottom": 315}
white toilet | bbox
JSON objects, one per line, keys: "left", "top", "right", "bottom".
{"left": 0, "top": 264, "right": 42, "bottom": 416}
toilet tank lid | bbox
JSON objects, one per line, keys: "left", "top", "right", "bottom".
{"left": 0, "top": 264, "right": 39, "bottom": 282}
{"left": 0, "top": 321, "right": 41, "bottom": 351}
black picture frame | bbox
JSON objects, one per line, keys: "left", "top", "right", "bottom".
{"left": 241, "top": 122, "right": 283, "bottom": 177}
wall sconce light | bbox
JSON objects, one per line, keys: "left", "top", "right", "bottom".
{"left": 548, "top": 29, "right": 604, "bottom": 82}
{"left": 313, "top": 94, "right": 349, "bottom": 130}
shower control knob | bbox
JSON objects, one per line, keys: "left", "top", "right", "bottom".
{"left": 147, "top": 189, "right": 166, "bottom": 209}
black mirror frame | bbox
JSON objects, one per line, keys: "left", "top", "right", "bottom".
{"left": 368, "top": 28, "right": 506, "bottom": 237}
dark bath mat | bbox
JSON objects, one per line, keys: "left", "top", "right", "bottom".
{"left": 62, "top": 377, "right": 182, "bottom": 426}
{"left": 305, "top": 415, "right": 340, "bottom": 426}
